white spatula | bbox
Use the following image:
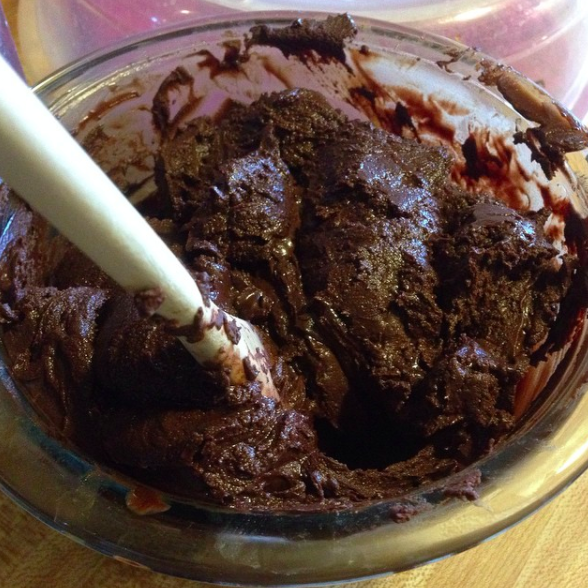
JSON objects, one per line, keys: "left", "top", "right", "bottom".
{"left": 0, "top": 55, "right": 278, "bottom": 400}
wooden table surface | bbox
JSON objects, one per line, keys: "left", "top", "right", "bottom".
{"left": 2, "top": 0, "right": 588, "bottom": 586}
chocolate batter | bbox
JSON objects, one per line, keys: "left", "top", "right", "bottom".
{"left": 0, "top": 86, "right": 576, "bottom": 511}
{"left": 0, "top": 16, "right": 582, "bottom": 511}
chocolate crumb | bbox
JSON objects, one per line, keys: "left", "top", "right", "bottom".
{"left": 243, "top": 356, "right": 260, "bottom": 381}
{"left": 134, "top": 287, "right": 165, "bottom": 318}
{"left": 443, "top": 469, "right": 482, "bottom": 502}
{"left": 389, "top": 501, "right": 426, "bottom": 523}
{"left": 223, "top": 313, "right": 241, "bottom": 345}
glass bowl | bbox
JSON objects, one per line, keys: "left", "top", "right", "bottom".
{"left": 1, "top": 12, "right": 588, "bottom": 586}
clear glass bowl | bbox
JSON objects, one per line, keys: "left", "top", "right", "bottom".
{"left": 1, "top": 12, "right": 588, "bottom": 586}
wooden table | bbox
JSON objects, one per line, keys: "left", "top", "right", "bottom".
{"left": 2, "top": 0, "right": 588, "bottom": 586}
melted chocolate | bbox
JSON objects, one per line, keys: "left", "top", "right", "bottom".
{"left": 247, "top": 13, "right": 357, "bottom": 65}
{"left": 0, "top": 88, "right": 576, "bottom": 511}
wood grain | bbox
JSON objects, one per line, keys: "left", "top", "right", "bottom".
{"left": 1, "top": 0, "right": 588, "bottom": 585}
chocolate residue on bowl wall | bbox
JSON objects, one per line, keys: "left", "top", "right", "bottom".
{"left": 1, "top": 15, "right": 587, "bottom": 513}
{"left": 479, "top": 62, "right": 588, "bottom": 179}
{"left": 247, "top": 13, "right": 357, "bottom": 64}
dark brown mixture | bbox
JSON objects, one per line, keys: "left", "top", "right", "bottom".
{"left": 0, "top": 84, "right": 577, "bottom": 511}
{"left": 246, "top": 13, "right": 357, "bottom": 63}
